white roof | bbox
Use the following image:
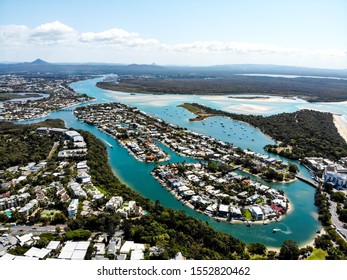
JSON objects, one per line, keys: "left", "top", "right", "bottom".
{"left": 17, "top": 233, "right": 33, "bottom": 245}
{"left": 24, "top": 247, "right": 51, "bottom": 259}
{"left": 71, "top": 250, "right": 87, "bottom": 260}
{"left": 62, "top": 241, "right": 78, "bottom": 252}
{"left": 14, "top": 255, "right": 39, "bottom": 260}
{"left": 75, "top": 241, "right": 90, "bottom": 250}
{"left": 132, "top": 243, "right": 146, "bottom": 252}
{"left": 0, "top": 253, "right": 16, "bottom": 260}
{"left": 65, "top": 131, "right": 80, "bottom": 137}
{"left": 252, "top": 206, "right": 263, "bottom": 215}
{"left": 130, "top": 250, "right": 144, "bottom": 260}
{"left": 120, "top": 241, "right": 134, "bottom": 254}
{"left": 219, "top": 204, "right": 229, "bottom": 212}
{"left": 46, "top": 241, "right": 60, "bottom": 250}
{"left": 58, "top": 241, "right": 90, "bottom": 260}
{"left": 58, "top": 251, "right": 74, "bottom": 259}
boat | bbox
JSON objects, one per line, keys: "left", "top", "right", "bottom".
{"left": 246, "top": 220, "right": 252, "bottom": 227}
{"left": 272, "top": 228, "right": 280, "bottom": 233}
{"left": 263, "top": 220, "right": 269, "bottom": 225}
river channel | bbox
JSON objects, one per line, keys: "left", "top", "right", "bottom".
{"left": 22, "top": 77, "right": 324, "bottom": 247}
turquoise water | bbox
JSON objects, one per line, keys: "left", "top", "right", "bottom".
{"left": 22, "top": 77, "right": 336, "bottom": 247}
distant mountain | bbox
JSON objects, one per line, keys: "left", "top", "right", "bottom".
{"left": 29, "top": 59, "right": 50, "bottom": 65}
{"left": 0, "top": 60, "right": 346, "bottom": 78}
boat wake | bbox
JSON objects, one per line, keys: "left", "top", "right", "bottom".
{"left": 275, "top": 223, "right": 292, "bottom": 234}
{"left": 102, "top": 139, "right": 113, "bottom": 148}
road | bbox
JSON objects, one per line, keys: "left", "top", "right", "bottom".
{"left": 9, "top": 225, "right": 65, "bottom": 236}
{"left": 329, "top": 200, "right": 347, "bottom": 240}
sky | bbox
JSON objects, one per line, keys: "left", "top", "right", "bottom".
{"left": 0, "top": 0, "right": 346, "bottom": 69}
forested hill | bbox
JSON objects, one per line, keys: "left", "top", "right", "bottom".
{"left": 0, "top": 119, "right": 65, "bottom": 169}
{"left": 179, "top": 103, "right": 347, "bottom": 160}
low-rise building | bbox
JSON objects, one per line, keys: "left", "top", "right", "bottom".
{"left": 68, "top": 199, "right": 79, "bottom": 217}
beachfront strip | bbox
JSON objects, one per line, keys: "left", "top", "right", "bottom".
{"left": 0, "top": 74, "right": 94, "bottom": 121}
{"left": 152, "top": 162, "right": 288, "bottom": 224}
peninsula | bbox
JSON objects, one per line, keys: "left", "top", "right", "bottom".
{"left": 178, "top": 103, "right": 347, "bottom": 161}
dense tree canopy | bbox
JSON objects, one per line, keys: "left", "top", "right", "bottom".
{"left": 0, "top": 119, "right": 65, "bottom": 169}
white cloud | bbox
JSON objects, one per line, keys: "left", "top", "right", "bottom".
{"left": 80, "top": 28, "right": 159, "bottom": 48}
{"left": 0, "top": 24, "right": 29, "bottom": 46}
{"left": 164, "top": 41, "right": 346, "bottom": 58}
{"left": 29, "top": 21, "right": 76, "bottom": 44}
{"left": 0, "top": 21, "right": 345, "bottom": 66}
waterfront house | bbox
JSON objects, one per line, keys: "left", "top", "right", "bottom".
{"left": 251, "top": 206, "right": 264, "bottom": 220}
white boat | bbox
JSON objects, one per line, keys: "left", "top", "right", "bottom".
{"left": 272, "top": 228, "right": 280, "bottom": 233}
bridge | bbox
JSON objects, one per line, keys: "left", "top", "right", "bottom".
{"left": 295, "top": 174, "right": 320, "bottom": 188}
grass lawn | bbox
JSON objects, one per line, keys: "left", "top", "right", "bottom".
{"left": 306, "top": 248, "right": 328, "bottom": 260}
{"left": 243, "top": 209, "right": 253, "bottom": 220}
{"left": 40, "top": 210, "right": 61, "bottom": 219}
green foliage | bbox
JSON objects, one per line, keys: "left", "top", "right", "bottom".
{"left": 50, "top": 212, "right": 67, "bottom": 225}
{"left": 331, "top": 192, "right": 346, "bottom": 204}
{"left": 305, "top": 248, "right": 328, "bottom": 260}
{"left": 65, "top": 229, "right": 91, "bottom": 241}
{"left": 0, "top": 119, "right": 64, "bottom": 169}
{"left": 279, "top": 240, "right": 300, "bottom": 260}
{"left": 314, "top": 189, "right": 332, "bottom": 226}
{"left": 8, "top": 245, "right": 29, "bottom": 256}
{"left": 124, "top": 209, "right": 245, "bottom": 260}
{"left": 288, "top": 163, "right": 299, "bottom": 173}
{"left": 247, "top": 242, "right": 267, "bottom": 255}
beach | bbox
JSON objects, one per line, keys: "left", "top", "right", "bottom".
{"left": 333, "top": 114, "right": 347, "bottom": 143}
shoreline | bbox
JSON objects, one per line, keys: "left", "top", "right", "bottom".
{"left": 333, "top": 114, "right": 347, "bottom": 144}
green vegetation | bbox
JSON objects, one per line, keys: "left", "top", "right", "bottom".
{"left": 96, "top": 75, "right": 347, "bottom": 102}
{"left": 0, "top": 119, "right": 65, "bottom": 169}
{"left": 0, "top": 93, "right": 42, "bottom": 101}
{"left": 243, "top": 209, "right": 253, "bottom": 220}
{"left": 306, "top": 248, "right": 328, "bottom": 260}
{"left": 179, "top": 103, "right": 347, "bottom": 160}
{"left": 65, "top": 229, "right": 92, "bottom": 241}
{"left": 314, "top": 184, "right": 347, "bottom": 259}
{"left": 279, "top": 240, "right": 300, "bottom": 260}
